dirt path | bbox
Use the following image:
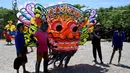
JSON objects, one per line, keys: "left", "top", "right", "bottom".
{"left": 0, "top": 40, "right": 130, "bottom": 73}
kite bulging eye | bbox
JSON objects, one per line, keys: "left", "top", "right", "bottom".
{"left": 56, "top": 25, "right": 62, "bottom": 31}
{"left": 70, "top": 24, "right": 77, "bottom": 32}
{"left": 52, "top": 21, "right": 63, "bottom": 32}
{"left": 72, "top": 26, "right": 78, "bottom": 32}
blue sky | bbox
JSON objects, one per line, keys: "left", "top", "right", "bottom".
{"left": 0, "top": 0, "right": 130, "bottom": 9}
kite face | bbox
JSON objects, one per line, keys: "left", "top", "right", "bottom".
{"left": 46, "top": 4, "right": 85, "bottom": 52}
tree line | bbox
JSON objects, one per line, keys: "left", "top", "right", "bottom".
{"left": 0, "top": 4, "right": 130, "bottom": 41}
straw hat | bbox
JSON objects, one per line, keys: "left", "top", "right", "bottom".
{"left": 96, "top": 23, "right": 101, "bottom": 26}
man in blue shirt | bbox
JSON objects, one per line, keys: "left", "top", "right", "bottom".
{"left": 109, "top": 26, "right": 125, "bottom": 64}
{"left": 15, "top": 31, "right": 25, "bottom": 54}
{"left": 15, "top": 23, "right": 28, "bottom": 73}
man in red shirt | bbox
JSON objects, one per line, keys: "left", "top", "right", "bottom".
{"left": 31, "top": 22, "right": 50, "bottom": 73}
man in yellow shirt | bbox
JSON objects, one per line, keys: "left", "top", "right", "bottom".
{"left": 4, "top": 20, "right": 16, "bottom": 45}
{"left": 5, "top": 21, "right": 15, "bottom": 30}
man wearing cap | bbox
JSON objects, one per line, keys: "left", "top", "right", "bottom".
{"left": 92, "top": 23, "right": 104, "bottom": 64}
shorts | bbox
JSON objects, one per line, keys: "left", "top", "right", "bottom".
{"left": 37, "top": 52, "right": 48, "bottom": 61}
{"left": 17, "top": 53, "right": 28, "bottom": 64}
{"left": 114, "top": 47, "right": 122, "bottom": 51}
{"left": 6, "top": 39, "right": 11, "bottom": 42}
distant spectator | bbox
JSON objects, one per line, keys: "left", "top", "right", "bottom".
{"left": 109, "top": 26, "right": 125, "bottom": 64}
{"left": 2, "top": 29, "right": 12, "bottom": 45}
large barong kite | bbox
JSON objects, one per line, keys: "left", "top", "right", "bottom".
{"left": 17, "top": 2, "right": 97, "bottom": 51}
{"left": 46, "top": 3, "right": 87, "bottom": 52}
{"left": 16, "top": 2, "right": 98, "bottom": 67}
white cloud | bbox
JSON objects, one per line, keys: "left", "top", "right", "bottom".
{"left": 81, "top": 6, "right": 89, "bottom": 11}
{"left": 18, "top": 4, "right": 23, "bottom": 10}
{"left": 17, "top": 1, "right": 37, "bottom": 10}
{"left": 43, "top": 0, "right": 68, "bottom": 8}
{"left": 57, "top": 0, "right": 67, "bottom": 4}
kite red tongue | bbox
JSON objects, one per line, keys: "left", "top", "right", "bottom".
{"left": 48, "top": 31, "right": 80, "bottom": 52}
{"left": 49, "top": 37, "right": 79, "bottom": 52}
{"left": 53, "top": 47, "right": 78, "bottom": 52}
